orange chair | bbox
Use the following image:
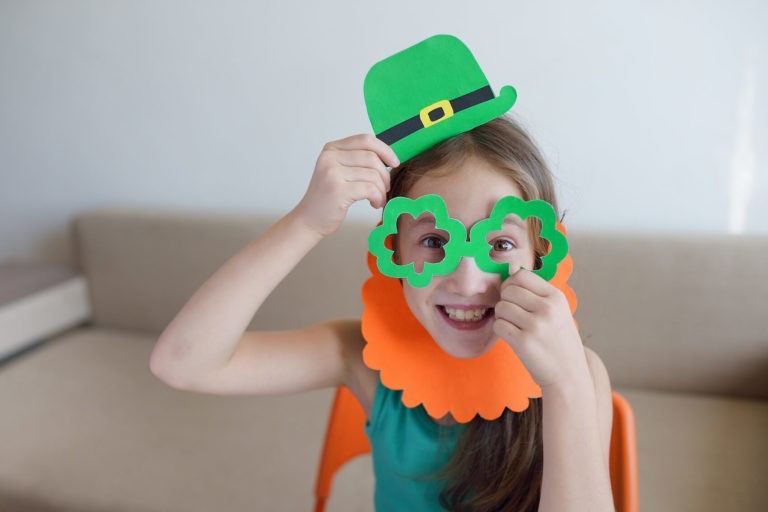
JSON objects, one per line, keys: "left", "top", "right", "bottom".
{"left": 315, "top": 386, "right": 638, "bottom": 512}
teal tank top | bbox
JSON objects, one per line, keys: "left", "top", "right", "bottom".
{"left": 364, "top": 380, "right": 465, "bottom": 511}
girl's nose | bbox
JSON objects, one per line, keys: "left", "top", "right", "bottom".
{"left": 445, "top": 256, "right": 496, "bottom": 297}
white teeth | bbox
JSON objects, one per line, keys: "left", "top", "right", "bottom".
{"left": 443, "top": 307, "right": 489, "bottom": 322}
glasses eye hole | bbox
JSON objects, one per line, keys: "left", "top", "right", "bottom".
{"left": 483, "top": 214, "right": 528, "bottom": 264}
{"left": 393, "top": 212, "right": 450, "bottom": 272}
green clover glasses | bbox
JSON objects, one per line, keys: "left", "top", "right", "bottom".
{"left": 368, "top": 194, "right": 568, "bottom": 288}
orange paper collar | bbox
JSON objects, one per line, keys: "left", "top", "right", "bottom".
{"left": 361, "top": 223, "right": 577, "bottom": 423}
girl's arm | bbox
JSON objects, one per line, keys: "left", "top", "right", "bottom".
{"left": 494, "top": 269, "right": 615, "bottom": 511}
{"left": 149, "top": 135, "right": 397, "bottom": 408}
{"left": 537, "top": 348, "right": 615, "bottom": 512}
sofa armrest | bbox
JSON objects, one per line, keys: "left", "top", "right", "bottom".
{"left": 0, "top": 262, "right": 91, "bottom": 362}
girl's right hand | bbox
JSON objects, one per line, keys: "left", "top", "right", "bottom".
{"left": 293, "top": 134, "right": 400, "bottom": 238}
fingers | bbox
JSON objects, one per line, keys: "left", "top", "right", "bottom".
{"left": 325, "top": 134, "right": 400, "bottom": 168}
{"left": 299, "top": 135, "right": 398, "bottom": 236}
{"left": 493, "top": 317, "right": 523, "bottom": 343}
{"left": 337, "top": 150, "right": 391, "bottom": 191}
{"left": 347, "top": 182, "right": 386, "bottom": 209}
{"left": 502, "top": 266, "right": 556, "bottom": 298}
{"left": 498, "top": 267, "right": 571, "bottom": 337}
{"left": 320, "top": 135, "right": 396, "bottom": 210}
{"left": 494, "top": 300, "right": 533, "bottom": 331}
{"left": 496, "top": 267, "right": 561, "bottom": 329}
{"left": 342, "top": 167, "right": 388, "bottom": 208}
{"left": 499, "top": 281, "right": 541, "bottom": 313}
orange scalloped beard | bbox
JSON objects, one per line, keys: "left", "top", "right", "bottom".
{"left": 361, "top": 223, "right": 577, "bottom": 424}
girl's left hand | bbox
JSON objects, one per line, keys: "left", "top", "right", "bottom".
{"left": 493, "top": 268, "right": 589, "bottom": 390}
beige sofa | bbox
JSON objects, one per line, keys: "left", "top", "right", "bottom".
{"left": 1, "top": 208, "right": 767, "bottom": 512}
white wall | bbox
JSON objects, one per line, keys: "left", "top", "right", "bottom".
{"left": 1, "top": 0, "right": 766, "bottom": 265}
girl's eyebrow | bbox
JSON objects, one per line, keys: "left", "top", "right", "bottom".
{"left": 503, "top": 216, "right": 525, "bottom": 229}
{"left": 411, "top": 214, "right": 438, "bottom": 227}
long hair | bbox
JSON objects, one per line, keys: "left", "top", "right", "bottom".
{"left": 387, "top": 115, "right": 559, "bottom": 511}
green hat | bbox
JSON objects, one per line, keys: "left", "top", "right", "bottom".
{"left": 364, "top": 34, "right": 517, "bottom": 163}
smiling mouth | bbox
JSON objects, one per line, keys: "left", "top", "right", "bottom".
{"left": 438, "top": 305, "right": 494, "bottom": 323}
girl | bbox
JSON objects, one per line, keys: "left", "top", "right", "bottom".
{"left": 150, "top": 115, "right": 615, "bottom": 511}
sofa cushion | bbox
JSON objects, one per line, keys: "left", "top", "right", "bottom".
{"left": 0, "top": 327, "right": 366, "bottom": 512}
{"left": 2, "top": 328, "right": 766, "bottom": 511}
{"left": 570, "top": 234, "right": 768, "bottom": 399}
{"left": 74, "top": 208, "right": 371, "bottom": 334}
{"left": 619, "top": 387, "right": 768, "bottom": 511}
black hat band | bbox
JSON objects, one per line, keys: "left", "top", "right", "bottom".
{"left": 376, "top": 86, "right": 494, "bottom": 146}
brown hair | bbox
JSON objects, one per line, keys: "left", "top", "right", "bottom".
{"left": 387, "top": 114, "right": 559, "bottom": 511}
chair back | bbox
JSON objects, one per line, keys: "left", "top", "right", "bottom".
{"left": 315, "top": 386, "right": 638, "bottom": 512}
{"left": 610, "top": 391, "right": 639, "bottom": 512}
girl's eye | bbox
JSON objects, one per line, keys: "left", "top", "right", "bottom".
{"left": 420, "top": 236, "right": 446, "bottom": 249}
{"left": 492, "top": 239, "right": 515, "bottom": 251}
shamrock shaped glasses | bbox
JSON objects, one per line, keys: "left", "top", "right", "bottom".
{"left": 368, "top": 194, "right": 568, "bottom": 288}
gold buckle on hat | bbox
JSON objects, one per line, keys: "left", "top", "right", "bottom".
{"left": 419, "top": 100, "right": 454, "bottom": 128}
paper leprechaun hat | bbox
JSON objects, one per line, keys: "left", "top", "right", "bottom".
{"left": 364, "top": 34, "right": 517, "bottom": 163}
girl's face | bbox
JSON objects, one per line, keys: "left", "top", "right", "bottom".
{"left": 396, "top": 156, "right": 536, "bottom": 359}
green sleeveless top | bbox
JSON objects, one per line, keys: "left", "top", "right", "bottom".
{"left": 364, "top": 380, "right": 465, "bottom": 511}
